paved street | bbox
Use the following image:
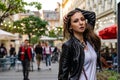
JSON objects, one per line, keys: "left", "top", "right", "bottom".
{"left": 0, "top": 61, "right": 59, "bottom": 80}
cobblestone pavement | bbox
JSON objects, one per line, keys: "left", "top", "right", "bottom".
{"left": 0, "top": 61, "right": 59, "bottom": 80}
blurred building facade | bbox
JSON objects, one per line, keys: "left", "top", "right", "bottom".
{"left": 42, "top": 10, "right": 62, "bottom": 47}
{"left": 42, "top": 10, "right": 60, "bottom": 31}
{"left": 62, "top": 0, "right": 85, "bottom": 17}
{"left": 13, "top": 11, "right": 41, "bottom": 21}
{"left": 86, "top": 0, "right": 116, "bottom": 48}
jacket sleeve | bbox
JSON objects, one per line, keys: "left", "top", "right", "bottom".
{"left": 58, "top": 43, "right": 71, "bottom": 80}
{"left": 75, "top": 8, "right": 96, "bottom": 28}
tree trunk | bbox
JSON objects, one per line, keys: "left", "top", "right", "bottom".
{"left": 28, "top": 34, "right": 31, "bottom": 43}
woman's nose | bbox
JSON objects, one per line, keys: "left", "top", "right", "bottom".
{"left": 79, "top": 20, "right": 83, "bottom": 25}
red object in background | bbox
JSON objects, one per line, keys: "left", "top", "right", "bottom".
{"left": 99, "top": 25, "right": 117, "bottom": 39}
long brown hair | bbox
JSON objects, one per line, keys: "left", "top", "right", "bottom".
{"left": 63, "top": 9, "right": 80, "bottom": 39}
{"left": 83, "top": 24, "right": 101, "bottom": 51}
{"left": 63, "top": 9, "right": 101, "bottom": 51}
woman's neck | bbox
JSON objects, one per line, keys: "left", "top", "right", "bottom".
{"left": 74, "top": 33, "right": 84, "bottom": 43}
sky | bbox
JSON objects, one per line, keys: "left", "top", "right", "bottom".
{"left": 24, "top": 0, "right": 62, "bottom": 11}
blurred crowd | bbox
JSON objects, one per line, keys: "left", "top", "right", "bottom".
{"left": 0, "top": 41, "right": 118, "bottom": 72}
{"left": 0, "top": 41, "right": 61, "bottom": 71}
{"left": 100, "top": 46, "right": 117, "bottom": 71}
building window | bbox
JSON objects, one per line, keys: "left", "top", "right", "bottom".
{"left": 108, "top": 0, "right": 112, "bottom": 4}
{"left": 98, "top": 0, "right": 102, "bottom": 4}
{"left": 107, "top": 0, "right": 113, "bottom": 9}
{"left": 101, "top": 0, "right": 105, "bottom": 11}
{"left": 98, "top": 5, "right": 102, "bottom": 14}
{"left": 95, "top": 6, "right": 98, "bottom": 14}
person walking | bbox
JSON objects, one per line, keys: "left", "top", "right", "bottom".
{"left": 34, "top": 42, "right": 43, "bottom": 71}
{"left": 0, "top": 43, "right": 7, "bottom": 58}
{"left": 30, "top": 44, "right": 35, "bottom": 62}
{"left": 19, "top": 39, "right": 32, "bottom": 80}
{"left": 9, "top": 44, "right": 16, "bottom": 57}
{"left": 43, "top": 42, "right": 52, "bottom": 70}
{"left": 9, "top": 44, "right": 16, "bottom": 69}
{"left": 52, "top": 46, "right": 59, "bottom": 63}
{"left": 58, "top": 8, "right": 102, "bottom": 80}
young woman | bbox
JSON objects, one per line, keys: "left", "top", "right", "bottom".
{"left": 43, "top": 42, "right": 52, "bottom": 70}
{"left": 58, "top": 8, "right": 102, "bottom": 80}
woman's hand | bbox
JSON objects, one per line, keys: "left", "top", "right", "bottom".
{"left": 63, "top": 15, "right": 68, "bottom": 24}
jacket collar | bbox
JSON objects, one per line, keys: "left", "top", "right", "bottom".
{"left": 71, "top": 36, "right": 86, "bottom": 49}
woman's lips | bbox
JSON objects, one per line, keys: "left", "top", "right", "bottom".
{"left": 79, "top": 27, "right": 85, "bottom": 30}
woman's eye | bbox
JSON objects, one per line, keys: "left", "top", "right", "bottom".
{"left": 73, "top": 19, "right": 78, "bottom": 22}
{"left": 73, "top": 18, "right": 85, "bottom": 23}
{"left": 73, "top": 18, "right": 85, "bottom": 22}
{"left": 81, "top": 18, "right": 85, "bottom": 21}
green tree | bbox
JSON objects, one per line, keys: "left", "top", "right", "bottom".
{"left": 0, "top": 0, "right": 41, "bottom": 24}
{"left": 48, "top": 29, "right": 57, "bottom": 37}
{"left": 13, "top": 15, "right": 48, "bottom": 42}
{"left": 30, "top": 36, "right": 40, "bottom": 44}
{"left": 48, "top": 26, "right": 63, "bottom": 38}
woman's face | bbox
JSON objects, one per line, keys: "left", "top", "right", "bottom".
{"left": 70, "top": 12, "right": 86, "bottom": 34}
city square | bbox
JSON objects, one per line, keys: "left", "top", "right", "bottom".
{"left": 0, "top": 0, "right": 120, "bottom": 80}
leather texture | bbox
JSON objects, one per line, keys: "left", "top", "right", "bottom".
{"left": 58, "top": 36, "right": 101, "bottom": 80}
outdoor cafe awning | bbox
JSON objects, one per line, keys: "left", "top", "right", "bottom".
{"left": 0, "top": 29, "right": 16, "bottom": 40}
{"left": 98, "top": 25, "right": 117, "bottom": 39}
{"left": 40, "top": 36, "right": 57, "bottom": 41}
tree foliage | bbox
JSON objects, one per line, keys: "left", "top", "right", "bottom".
{"left": 13, "top": 15, "right": 48, "bottom": 41}
{"left": 30, "top": 36, "right": 40, "bottom": 44}
{"left": 0, "top": 0, "right": 41, "bottom": 24}
{"left": 48, "top": 26, "right": 63, "bottom": 38}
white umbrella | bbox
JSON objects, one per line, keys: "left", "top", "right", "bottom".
{"left": 0, "top": 29, "right": 16, "bottom": 40}
{"left": 40, "top": 36, "right": 57, "bottom": 41}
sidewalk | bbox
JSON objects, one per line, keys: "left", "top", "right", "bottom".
{"left": 0, "top": 61, "right": 59, "bottom": 80}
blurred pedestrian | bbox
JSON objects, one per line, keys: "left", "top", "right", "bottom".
{"left": 52, "top": 46, "right": 59, "bottom": 63}
{"left": 19, "top": 39, "right": 32, "bottom": 80}
{"left": 34, "top": 42, "right": 43, "bottom": 71}
{"left": 111, "top": 48, "right": 117, "bottom": 62}
{"left": 58, "top": 8, "right": 102, "bottom": 80}
{"left": 43, "top": 42, "right": 52, "bottom": 70}
{"left": 29, "top": 44, "right": 35, "bottom": 62}
{"left": 100, "top": 50, "right": 112, "bottom": 69}
{"left": 9, "top": 44, "right": 16, "bottom": 69}
{"left": 9, "top": 44, "right": 16, "bottom": 57}
{"left": 0, "top": 43, "right": 7, "bottom": 58}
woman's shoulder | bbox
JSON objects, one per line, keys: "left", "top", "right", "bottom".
{"left": 62, "top": 39, "right": 73, "bottom": 47}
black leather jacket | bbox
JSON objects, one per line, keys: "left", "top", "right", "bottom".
{"left": 58, "top": 36, "right": 101, "bottom": 80}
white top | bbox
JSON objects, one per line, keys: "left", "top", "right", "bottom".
{"left": 45, "top": 46, "right": 50, "bottom": 54}
{"left": 79, "top": 42, "right": 97, "bottom": 80}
